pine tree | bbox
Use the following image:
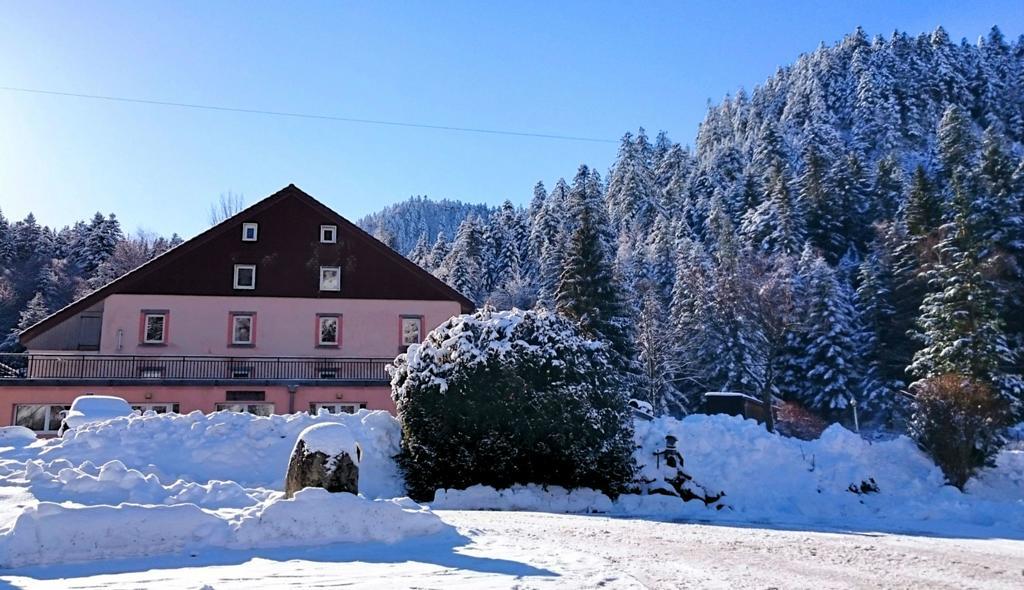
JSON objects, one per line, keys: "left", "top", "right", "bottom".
{"left": 426, "top": 232, "right": 450, "bottom": 271}
{"left": 535, "top": 178, "right": 570, "bottom": 309}
{"left": 739, "top": 165, "right": 805, "bottom": 256}
{"left": 605, "top": 129, "right": 656, "bottom": 237}
{"left": 408, "top": 232, "right": 431, "bottom": 268}
{"left": 635, "top": 287, "right": 686, "bottom": 416}
{"left": 937, "top": 104, "right": 978, "bottom": 187}
{"left": 873, "top": 155, "right": 905, "bottom": 221}
{"left": 909, "top": 182, "right": 1023, "bottom": 416}
{"left": 791, "top": 254, "right": 863, "bottom": 416}
{"left": 856, "top": 223, "right": 905, "bottom": 417}
{"left": 4, "top": 291, "right": 49, "bottom": 350}
{"left": 0, "top": 208, "right": 11, "bottom": 266}
{"left": 438, "top": 216, "right": 485, "bottom": 304}
{"left": 555, "top": 166, "right": 634, "bottom": 371}
{"left": 669, "top": 237, "right": 712, "bottom": 411}
{"left": 902, "top": 166, "right": 942, "bottom": 236}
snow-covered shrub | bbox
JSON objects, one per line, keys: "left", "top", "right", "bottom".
{"left": 909, "top": 375, "right": 1010, "bottom": 489}
{"left": 390, "top": 307, "right": 635, "bottom": 500}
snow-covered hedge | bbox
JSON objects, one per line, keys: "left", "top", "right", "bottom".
{"left": 390, "top": 307, "right": 635, "bottom": 500}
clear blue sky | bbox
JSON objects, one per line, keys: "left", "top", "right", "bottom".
{"left": 1, "top": 1, "right": 1020, "bottom": 239}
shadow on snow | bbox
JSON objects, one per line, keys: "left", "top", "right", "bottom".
{"left": 0, "top": 529, "right": 557, "bottom": 587}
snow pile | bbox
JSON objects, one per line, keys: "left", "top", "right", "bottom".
{"left": 433, "top": 484, "right": 614, "bottom": 513}
{"left": 0, "top": 426, "right": 37, "bottom": 447}
{"left": 0, "top": 489, "right": 448, "bottom": 567}
{"left": 967, "top": 434, "right": 1024, "bottom": 503}
{"left": 633, "top": 414, "right": 1024, "bottom": 530}
{"left": 12, "top": 409, "right": 403, "bottom": 498}
{"left": 431, "top": 415, "right": 1024, "bottom": 535}
{"left": 1, "top": 459, "right": 266, "bottom": 508}
{"left": 232, "top": 488, "right": 445, "bottom": 548}
{"left": 62, "top": 395, "right": 135, "bottom": 430}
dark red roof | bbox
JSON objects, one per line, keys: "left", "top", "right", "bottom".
{"left": 21, "top": 185, "right": 474, "bottom": 342}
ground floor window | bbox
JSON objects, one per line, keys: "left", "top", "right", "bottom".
{"left": 215, "top": 402, "right": 274, "bottom": 416}
{"left": 131, "top": 403, "right": 180, "bottom": 414}
{"left": 14, "top": 404, "right": 70, "bottom": 433}
{"left": 310, "top": 402, "right": 365, "bottom": 415}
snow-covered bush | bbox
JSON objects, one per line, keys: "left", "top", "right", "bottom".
{"left": 390, "top": 307, "right": 635, "bottom": 500}
{"left": 909, "top": 375, "right": 1011, "bottom": 489}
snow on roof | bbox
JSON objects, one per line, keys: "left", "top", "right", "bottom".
{"left": 703, "top": 391, "right": 762, "bottom": 403}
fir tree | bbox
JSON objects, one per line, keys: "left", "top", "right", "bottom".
{"left": 909, "top": 182, "right": 1023, "bottom": 416}
{"left": 555, "top": 166, "right": 634, "bottom": 371}
{"left": 740, "top": 165, "right": 806, "bottom": 256}
{"left": 408, "top": 232, "right": 431, "bottom": 268}
{"left": 791, "top": 254, "right": 863, "bottom": 416}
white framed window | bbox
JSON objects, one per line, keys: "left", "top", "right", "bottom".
{"left": 317, "top": 315, "right": 340, "bottom": 347}
{"left": 132, "top": 403, "right": 179, "bottom": 414}
{"left": 14, "top": 404, "right": 71, "bottom": 433}
{"left": 142, "top": 312, "right": 167, "bottom": 344}
{"left": 234, "top": 264, "right": 256, "bottom": 290}
{"left": 320, "top": 225, "right": 337, "bottom": 243}
{"left": 401, "top": 316, "right": 422, "bottom": 346}
{"left": 241, "top": 223, "right": 259, "bottom": 242}
{"left": 310, "top": 402, "right": 363, "bottom": 415}
{"left": 319, "top": 266, "right": 341, "bottom": 291}
{"left": 215, "top": 403, "right": 274, "bottom": 416}
{"left": 231, "top": 313, "right": 255, "bottom": 345}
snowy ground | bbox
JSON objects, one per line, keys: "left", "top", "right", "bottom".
{"left": 0, "top": 510, "right": 1021, "bottom": 589}
{"left": 0, "top": 410, "right": 1021, "bottom": 588}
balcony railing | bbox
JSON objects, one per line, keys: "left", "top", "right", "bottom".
{"left": 0, "top": 353, "right": 393, "bottom": 384}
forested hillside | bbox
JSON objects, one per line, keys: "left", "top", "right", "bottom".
{"left": 400, "top": 26, "right": 1024, "bottom": 426}
{"left": 357, "top": 196, "right": 493, "bottom": 254}
{"left": 0, "top": 212, "right": 181, "bottom": 350}
{"left": 2, "top": 26, "right": 1020, "bottom": 431}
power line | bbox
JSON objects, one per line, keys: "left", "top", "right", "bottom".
{"left": 0, "top": 85, "right": 617, "bottom": 144}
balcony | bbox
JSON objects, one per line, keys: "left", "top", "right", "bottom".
{"left": 0, "top": 353, "right": 393, "bottom": 386}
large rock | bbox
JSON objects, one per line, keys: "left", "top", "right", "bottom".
{"left": 284, "top": 423, "right": 363, "bottom": 498}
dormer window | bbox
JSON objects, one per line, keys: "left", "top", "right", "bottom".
{"left": 319, "top": 266, "right": 341, "bottom": 291}
{"left": 242, "top": 223, "right": 258, "bottom": 242}
{"left": 234, "top": 264, "right": 256, "bottom": 290}
{"left": 320, "top": 225, "right": 337, "bottom": 244}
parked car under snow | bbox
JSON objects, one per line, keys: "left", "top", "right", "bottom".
{"left": 58, "top": 395, "right": 135, "bottom": 437}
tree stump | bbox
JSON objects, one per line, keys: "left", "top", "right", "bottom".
{"left": 284, "top": 423, "right": 362, "bottom": 498}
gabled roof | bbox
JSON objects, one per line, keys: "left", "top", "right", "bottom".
{"left": 21, "top": 184, "right": 474, "bottom": 343}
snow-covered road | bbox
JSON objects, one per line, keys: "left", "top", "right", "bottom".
{"left": 2, "top": 510, "right": 1020, "bottom": 589}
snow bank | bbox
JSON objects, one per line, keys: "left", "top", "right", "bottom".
{"left": 3, "top": 458, "right": 266, "bottom": 508}
{"left": 13, "top": 409, "right": 403, "bottom": 498}
{"left": 0, "top": 489, "right": 448, "bottom": 567}
{"left": 968, "top": 448, "right": 1024, "bottom": 503}
{"left": 0, "top": 426, "right": 37, "bottom": 446}
{"left": 633, "top": 414, "right": 1024, "bottom": 531}
{"left": 232, "top": 488, "right": 446, "bottom": 548}
{"left": 431, "top": 415, "right": 1024, "bottom": 536}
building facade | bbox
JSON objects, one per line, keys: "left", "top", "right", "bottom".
{"left": 0, "top": 185, "right": 473, "bottom": 433}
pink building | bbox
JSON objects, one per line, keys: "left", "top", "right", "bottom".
{"left": 0, "top": 185, "right": 473, "bottom": 434}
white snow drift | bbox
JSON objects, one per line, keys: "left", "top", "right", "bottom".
{"left": 0, "top": 409, "right": 1022, "bottom": 568}
{"left": 13, "top": 408, "right": 403, "bottom": 498}
{"left": 0, "top": 488, "right": 447, "bottom": 567}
